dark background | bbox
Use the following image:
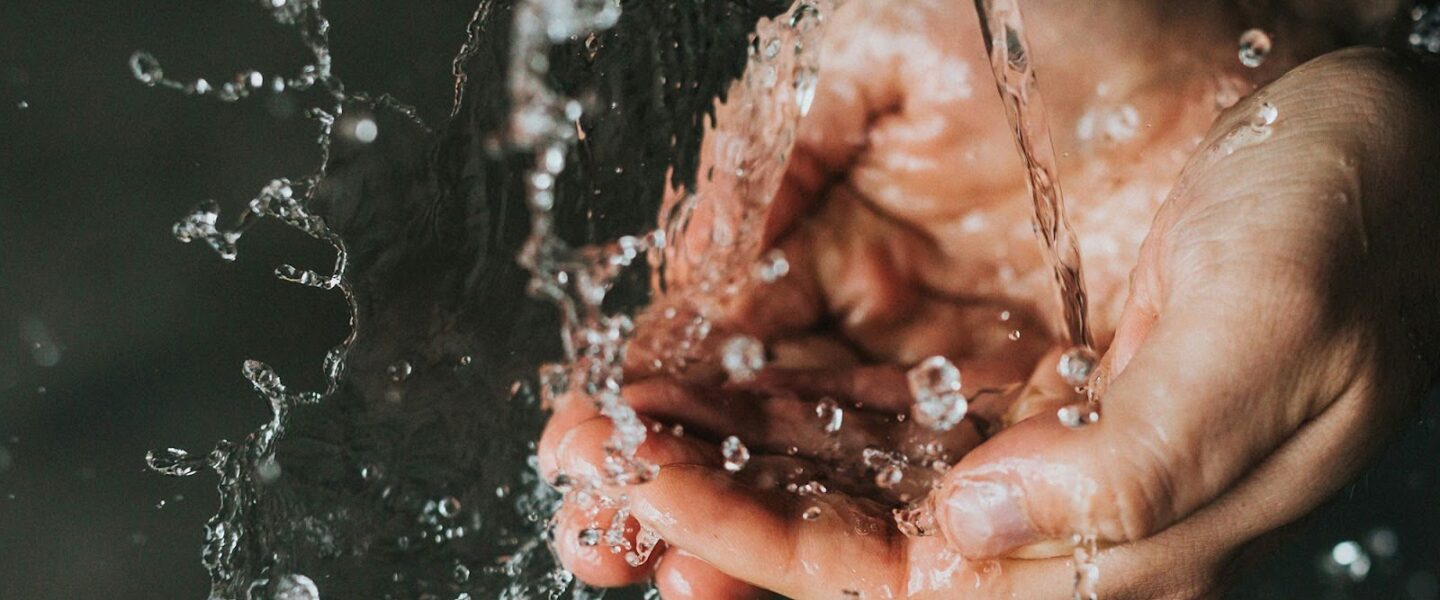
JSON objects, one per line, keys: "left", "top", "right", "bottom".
{"left": 0, "top": 1, "right": 1436, "bottom": 599}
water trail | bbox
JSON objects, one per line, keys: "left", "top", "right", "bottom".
{"left": 970, "top": 1, "right": 1101, "bottom": 596}
{"left": 130, "top": 1, "right": 433, "bottom": 596}
{"left": 971, "top": 0, "right": 1093, "bottom": 354}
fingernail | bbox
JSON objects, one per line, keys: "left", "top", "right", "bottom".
{"left": 942, "top": 478, "right": 1037, "bottom": 557}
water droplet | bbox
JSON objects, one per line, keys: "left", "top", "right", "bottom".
{"left": 458, "top": 354, "right": 473, "bottom": 367}
{"left": 801, "top": 506, "right": 822, "bottom": 521}
{"left": 353, "top": 118, "right": 378, "bottom": 143}
{"left": 1057, "top": 403, "right": 1101, "bottom": 429}
{"left": 625, "top": 527, "right": 661, "bottom": 566}
{"left": 1251, "top": 102, "right": 1278, "bottom": 128}
{"left": 753, "top": 248, "right": 791, "bottom": 283}
{"left": 578, "top": 527, "right": 602, "bottom": 547}
{"left": 387, "top": 360, "right": 412, "bottom": 382}
{"left": 815, "top": 397, "right": 843, "bottom": 434}
{"left": 1238, "top": 29, "right": 1272, "bottom": 68}
{"left": 272, "top": 573, "right": 320, "bottom": 600}
{"left": 16, "top": 100, "right": 27, "bottom": 109}
{"left": 722, "top": 436, "right": 750, "bottom": 473}
{"left": 1325, "top": 540, "right": 1373, "bottom": 582}
{"left": 128, "top": 51, "right": 164, "bottom": 85}
{"left": 255, "top": 457, "right": 282, "bottom": 483}
{"left": 145, "top": 447, "right": 207, "bottom": 477}
{"left": 1366, "top": 527, "right": 1399, "bottom": 558}
{"left": 1073, "top": 533, "right": 1100, "bottom": 600}
{"left": 893, "top": 501, "right": 937, "bottom": 537}
{"left": 1007, "top": 330, "right": 1022, "bottom": 341}
{"left": 907, "top": 356, "right": 967, "bottom": 431}
{"left": 437, "top": 496, "right": 461, "bottom": 518}
{"left": 874, "top": 464, "right": 903, "bottom": 489}
{"left": 721, "top": 335, "right": 766, "bottom": 382}
{"left": 1057, "top": 346, "right": 1098, "bottom": 387}
{"left": 1410, "top": 5, "right": 1440, "bottom": 54}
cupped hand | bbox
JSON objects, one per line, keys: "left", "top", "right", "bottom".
{"left": 539, "top": 0, "right": 1440, "bottom": 597}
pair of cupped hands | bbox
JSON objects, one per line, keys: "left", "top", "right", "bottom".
{"left": 539, "top": 1, "right": 1440, "bottom": 597}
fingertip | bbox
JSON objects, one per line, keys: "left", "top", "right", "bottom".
{"left": 553, "top": 503, "right": 661, "bottom": 588}
{"left": 655, "top": 549, "right": 769, "bottom": 600}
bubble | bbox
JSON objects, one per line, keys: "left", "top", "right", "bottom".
{"left": 815, "top": 397, "right": 843, "bottom": 434}
{"left": 577, "top": 527, "right": 601, "bottom": 547}
{"left": 801, "top": 506, "right": 822, "bottom": 521}
{"left": 1057, "top": 346, "right": 1098, "bottom": 387}
{"left": 453, "top": 564, "right": 471, "bottom": 583}
{"left": 907, "top": 356, "right": 967, "bottom": 431}
{"left": 722, "top": 436, "right": 750, "bottom": 473}
{"left": 721, "top": 335, "right": 766, "bottom": 382}
{"left": 1238, "top": 29, "right": 1272, "bottom": 68}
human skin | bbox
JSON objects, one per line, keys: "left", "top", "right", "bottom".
{"left": 539, "top": 0, "right": 1440, "bottom": 598}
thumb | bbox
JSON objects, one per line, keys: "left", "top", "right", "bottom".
{"left": 934, "top": 289, "right": 1322, "bottom": 559}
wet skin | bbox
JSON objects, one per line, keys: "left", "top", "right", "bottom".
{"left": 540, "top": 1, "right": 1440, "bottom": 598}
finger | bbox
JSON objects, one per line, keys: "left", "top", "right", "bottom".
{"left": 620, "top": 379, "right": 985, "bottom": 469}
{"left": 935, "top": 290, "right": 1331, "bottom": 559}
{"left": 551, "top": 500, "right": 661, "bottom": 587}
{"left": 538, "top": 391, "right": 602, "bottom": 482}
{"left": 655, "top": 549, "right": 770, "bottom": 600}
{"left": 630, "top": 463, "right": 903, "bottom": 598}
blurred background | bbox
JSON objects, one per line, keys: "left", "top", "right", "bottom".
{"left": 0, "top": 1, "right": 1436, "bottom": 598}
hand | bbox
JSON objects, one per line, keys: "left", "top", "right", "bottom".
{"left": 540, "top": 0, "right": 1440, "bottom": 596}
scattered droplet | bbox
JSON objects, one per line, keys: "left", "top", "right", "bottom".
{"left": 874, "top": 464, "right": 903, "bottom": 489}
{"left": 578, "top": 527, "right": 601, "bottom": 547}
{"left": 353, "top": 118, "right": 378, "bottom": 143}
{"left": 721, "top": 335, "right": 766, "bottom": 382}
{"left": 128, "top": 51, "right": 164, "bottom": 85}
{"left": 1410, "top": 5, "right": 1440, "bottom": 54}
{"left": 625, "top": 527, "right": 661, "bottom": 566}
{"left": 1325, "top": 540, "right": 1373, "bottom": 582}
{"left": 1057, "top": 403, "right": 1101, "bottom": 429}
{"left": 255, "top": 457, "right": 282, "bottom": 483}
{"left": 893, "top": 501, "right": 937, "bottom": 537}
{"left": 1057, "top": 346, "right": 1098, "bottom": 387}
{"left": 272, "top": 573, "right": 320, "bottom": 600}
{"left": 907, "top": 356, "right": 967, "bottom": 431}
{"left": 145, "top": 447, "right": 207, "bottom": 477}
{"left": 1238, "top": 29, "right": 1272, "bottom": 68}
{"left": 1251, "top": 102, "right": 1278, "bottom": 128}
{"left": 801, "top": 506, "right": 822, "bottom": 521}
{"left": 722, "top": 436, "right": 750, "bottom": 473}
{"left": 437, "top": 496, "right": 461, "bottom": 518}
{"left": 815, "top": 397, "right": 843, "bottom": 434}
{"left": 1073, "top": 533, "right": 1100, "bottom": 600}
{"left": 387, "top": 360, "right": 412, "bottom": 382}
{"left": 754, "top": 248, "right": 791, "bottom": 283}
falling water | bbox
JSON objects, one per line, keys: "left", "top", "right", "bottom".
{"left": 971, "top": 0, "right": 1100, "bottom": 596}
